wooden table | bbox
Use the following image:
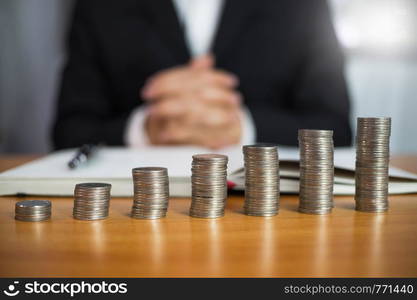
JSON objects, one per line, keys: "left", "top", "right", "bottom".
{"left": 0, "top": 156, "right": 417, "bottom": 277}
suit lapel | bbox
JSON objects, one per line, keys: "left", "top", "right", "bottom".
{"left": 144, "top": 0, "right": 190, "bottom": 63}
{"left": 211, "top": 0, "right": 255, "bottom": 62}
{"left": 143, "top": 0, "right": 255, "bottom": 64}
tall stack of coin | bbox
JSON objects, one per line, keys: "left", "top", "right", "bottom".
{"left": 190, "top": 154, "right": 228, "bottom": 218}
{"left": 15, "top": 200, "right": 51, "bottom": 221}
{"left": 131, "top": 167, "right": 169, "bottom": 219}
{"left": 243, "top": 144, "right": 280, "bottom": 216}
{"left": 73, "top": 183, "right": 111, "bottom": 220}
{"left": 355, "top": 117, "right": 391, "bottom": 212}
{"left": 298, "top": 130, "right": 334, "bottom": 214}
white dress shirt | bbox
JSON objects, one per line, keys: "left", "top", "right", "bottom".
{"left": 173, "top": 0, "right": 224, "bottom": 57}
{"left": 124, "top": 0, "right": 256, "bottom": 147}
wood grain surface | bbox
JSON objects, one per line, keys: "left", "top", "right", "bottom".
{"left": 0, "top": 156, "right": 416, "bottom": 277}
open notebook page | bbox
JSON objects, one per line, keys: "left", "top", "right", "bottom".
{"left": 1, "top": 146, "right": 416, "bottom": 180}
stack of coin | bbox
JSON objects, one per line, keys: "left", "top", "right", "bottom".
{"left": 131, "top": 167, "right": 169, "bottom": 219}
{"left": 243, "top": 144, "right": 280, "bottom": 216}
{"left": 15, "top": 200, "right": 51, "bottom": 221}
{"left": 190, "top": 154, "right": 228, "bottom": 218}
{"left": 298, "top": 130, "right": 334, "bottom": 214}
{"left": 355, "top": 117, "right": 391, "bottom": 212}
{"left": 73, "top": 183, "right": 111, "bottom": 220}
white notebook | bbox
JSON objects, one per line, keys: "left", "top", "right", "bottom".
{"left": 1, "top": 146, "right": 417, "bottom": 197}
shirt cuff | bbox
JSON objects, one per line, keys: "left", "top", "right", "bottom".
{"left": 124, "top": 105, "right": 150, "bottom": 148}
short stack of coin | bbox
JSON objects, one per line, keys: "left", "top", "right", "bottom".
{"left": 298, "top": 130, "right": 334, "bottom": 214}
{"left": 131, "top": 167, "right": 169, "bottom": 219}
{"left": 190, "top": 154, "right": 228, "bottom": 218}
{"left": 73, "top": 183, "right": 111, "bottom": 220}
{"left": 355, "top": 117, "right": 391, "bottom": 212}
{"left": 15, "top": 200, "right": 51, "bottom": 221}
{"left": 243, "top": 144, "right": 280, "bottom": 216}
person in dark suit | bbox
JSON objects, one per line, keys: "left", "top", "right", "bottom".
{"left": 53, "top": 0, "right": 352, "bottom": 149}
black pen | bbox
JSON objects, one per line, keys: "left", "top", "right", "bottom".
{"left": 67, "top": 144, "right": 99, "bottom": 169}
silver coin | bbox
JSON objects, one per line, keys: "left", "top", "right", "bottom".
{"left": 15, "top": 200, "right": 52, "bottom": 221}
{"left": 243, "top": 144, "right": 280, "bottom": 217}
{"left": 189, "top": 153, "right": 229, "bottom": 218}
{"left": 130, "top": 166, "right": 170, "bottom": 219}
{"left": 73, "top": 182, "right": 111, "bottom": 221}
{"left": 298, "top": 129, "right": 334, "bottom": 215}
{"left": 355, "top": 117, "right": 391, "bottom": 212}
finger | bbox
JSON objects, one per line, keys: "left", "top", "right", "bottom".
{"left": 192, "top": 130, "right": 233, "bottom": 149}
{"left": 196, "top": 122, "right": 241, "bottom": 148}
{"left": 141, "top": 66, "right": 187, "bottom": 100}
{"left": 150, "top": 98, "right": 191, "bottom": 119}
{"left": 157, "top": 122, "right": 192, "bottom": 144}
{"left": 146, "top": 113, "right": 167, "bottom": 145}
{"left": 143, "top": 73, "right": 188, "bottom": 100}
{"left": 199, "top": 70, "right": 238, "bottom": 88}
{"left": 144, "top": 69, "right": 238, "bottom": 100}
{"left": 192, "top": 108, "right": 236, "bottom": 128}
{"left": 193, "top": 110, "right": 241, "bottom": 146}
{"left": 155, "top": 110, "right": 241, "bottom": 148}
{"left": 199, "top": 87, "right": 242, "bottom": 107}
{"left": 190, "top": 54, "right": 214, "bottom": 70}
{"left": 144, "top": 54, "right": 215, "bottom": 98}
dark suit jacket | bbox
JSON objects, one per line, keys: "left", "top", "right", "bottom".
{"left": 53, "top": 0, "right": 352, "bottom": 149}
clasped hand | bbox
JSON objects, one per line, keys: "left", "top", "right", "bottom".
{"left": 141, "top": 55, "right": 243, "bottom": 149}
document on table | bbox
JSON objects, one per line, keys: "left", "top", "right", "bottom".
{"left": 1, "top": 146, "right": 417, "bottom": 197}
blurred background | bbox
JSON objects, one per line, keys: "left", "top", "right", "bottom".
{"left": 0, "top": 0, "right": 416, "bottom": 154}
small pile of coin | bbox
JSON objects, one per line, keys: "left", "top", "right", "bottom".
{"left": 243, "top": 144, "right": 280, "bottom": 216}
{"left": 131, "top": 167, "right": 169, "bottom": 219}
{"left": 298, "top": 130, "right": 334, "bottom": 214}
{"left": 73, "top": 183, "right": 111, "bottom": 220}
{"left": 355, "top": 117, "right": 391, "bottom": 212}
{"left": 15, "top": 200, "right": 51, "bottom": 221}
{"left": 190, "top": 154, "right": 228, "bottom": 218}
